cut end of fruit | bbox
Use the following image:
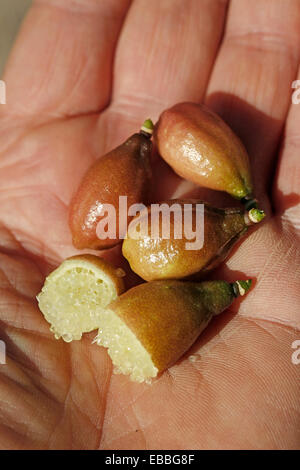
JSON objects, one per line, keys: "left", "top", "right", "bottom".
{"left": 140, "top": 118, "right": 154, "bottom": 137}
{"left": 244, "top": 208, "right": 266, "bottom": 225}
{"left": 37, "top": 255, "right": 125, "bottom": 342}
{"left": 93, "top": 308, "right": 158, "bottom": 383}
{"left": 231, "top": 279, "right": 252, "bottom": 297}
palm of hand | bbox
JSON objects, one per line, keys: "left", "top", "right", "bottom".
{"left": 0, "top": 0, "right": 299, "bottom": 449}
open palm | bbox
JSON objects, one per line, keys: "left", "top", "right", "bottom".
{"left": 0, "top": 0, "right": 299, "bottom": 449}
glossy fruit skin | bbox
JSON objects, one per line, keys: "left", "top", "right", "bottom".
{"left": 69, "top": 133, "right": 152, "bottom": 249}
{"left": 108, "top": 279, "right": 237, "bottom": 372}
{"left": 154, "top": 102, "right": 253, "bottom": 199}
{"left": 122, "top": 199, "right": 247, "bottom": 281}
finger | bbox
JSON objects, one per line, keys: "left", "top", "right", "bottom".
{"left": 273, "top": 66, "right": 300, "bottom": 222}
{"left": 3, "top": 0, "right": 131, "bottom": 122}
{"left": 103, "top": 0, "right": 228, "bottom": 148}
{"left": 205, "top": 0, "right": 300, "bottom": 203}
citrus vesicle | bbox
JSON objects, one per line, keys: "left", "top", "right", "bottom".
{"left": 37, "top": 255, "right": 125, "bottom": 342}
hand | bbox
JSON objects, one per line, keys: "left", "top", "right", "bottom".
{"left": 0, "top": 0, "right": 299, "bottom": 450}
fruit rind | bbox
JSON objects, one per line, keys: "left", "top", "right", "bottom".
{"left": 155, "top": 102, "right": 253, "bottom": 199}
{"left": 94, "top": 279, "right": 251, "bottom": 382}
{"left": 69, "top": 123, "right": 153, "bottom": 250}
{"left": 103, "top": 280, "right": 233, "bottom": 373}
{"left": 122, "top": 200, "right": 249, "bottom": 281}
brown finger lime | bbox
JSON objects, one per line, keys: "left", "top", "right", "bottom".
{"left": 122, "top": 199, "right": 265, "bottom": 281}
{"left": 69, "top": 120, "right": 153, "bottom": 250}
{"left": 155, "top": 102, "right": 255, "bottom": 203}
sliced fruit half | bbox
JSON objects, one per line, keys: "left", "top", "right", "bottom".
{"left": 37, "top": 255, "right": 125, "bottom": 342}
{"left": 93, "top": 279, "right": 252, "bottom": 383}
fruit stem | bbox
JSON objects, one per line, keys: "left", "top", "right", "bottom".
{"left": 231, "top": 279, "right": 252, "bottom": 297}
{"left": 140, "top": 118, "right": 154, "bottom": 138}
{"left": 244, "top": 208, "right": 266, "bottom": 225}
{"left": 241, "top": 195, "right": 258, "bottom": 210}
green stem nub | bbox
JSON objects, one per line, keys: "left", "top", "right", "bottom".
{"left": 249, "top": 208, "right": 265, "bottom": 224}
{"left": 244, "top": 208, "right": 266, "bottom": 226}
{"left": 140, "top": 118, "right": 154, "bottom": 138}
{"left": 231, "top": 279, "right": 252, "bottom": 297}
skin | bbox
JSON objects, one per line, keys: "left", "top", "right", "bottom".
{"left": 0, "top": 0, "right": 299, "bottom": 450}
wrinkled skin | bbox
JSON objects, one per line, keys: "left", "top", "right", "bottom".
{"left": 0, "top": 0, "right": 299, "bottom": 450}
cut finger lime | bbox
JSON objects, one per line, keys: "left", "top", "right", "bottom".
{"left": 37, "top": 255, "right": 125, "bottom": 342}
{"left": 93, "top": 279, "right": 252, "bottom": 382}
